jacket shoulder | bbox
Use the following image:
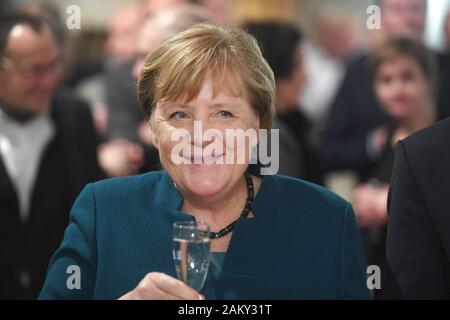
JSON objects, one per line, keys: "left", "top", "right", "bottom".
{"left": 51, "top": 87, "right": 93, "bottom": 127}
{"left": 90, "top": 171, "right": 164, "bottom": 202}
{"left": 53, "top": 87, "right": 90, "bottom": 110}
{"left": 402, "top": 118, "right": 450, "bottom": 160}
{"left": 270, "top": 174, "right": 351, "bottom": 215}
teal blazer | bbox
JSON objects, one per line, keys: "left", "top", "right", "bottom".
{"left": 39, "top": 171, "right": 371, "bottom": 299}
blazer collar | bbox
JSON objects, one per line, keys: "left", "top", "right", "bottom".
{"left": 156, "top": 170, "right": 184, "bottom": 210}
{"left": 155, "top": 169, "right": 273, "bottom": 218}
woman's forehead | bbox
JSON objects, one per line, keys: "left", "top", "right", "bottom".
{"left": 192, "top": 77, "right": 243, "bottom": 101}
{"left": 381, "top": 54, "right": 419, "bottom": 67}
{"left": 160, "top": 73, "right": 247, "bottom": 106}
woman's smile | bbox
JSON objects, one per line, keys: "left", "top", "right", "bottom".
{"left": 182, "top": 153, "right": 225, "bottom": 165}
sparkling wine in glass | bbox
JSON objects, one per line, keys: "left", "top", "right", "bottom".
{"left": 172, "top": 221, "right": 211, "bottom": 291}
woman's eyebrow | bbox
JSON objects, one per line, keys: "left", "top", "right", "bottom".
{"left": 163, "top": 103, "right": 191, "bottom": 110}
{"left": 162, "top": 102, "right": 241, "bottom": 111}
{"left": 209, "top": 103, "right": 240, "bottom": 109}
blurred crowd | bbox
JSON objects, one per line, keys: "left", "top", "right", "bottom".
{"left": 1, "top": 0, "right": 449, "bottom": 299}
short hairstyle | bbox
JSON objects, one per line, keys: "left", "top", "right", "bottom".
{"left": 0, "top": 13, "right": 49, "bottom": 64}
{"left": 367, "top": 37, "right": 437, "bottom": 87}
{"left": 137, "top": 23, "right": 276, "bottom": 129}
{"left": 242, "top": 22, "right": 303, "bottom": 80}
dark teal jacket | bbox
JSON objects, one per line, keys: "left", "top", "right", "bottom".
{"left": 39, "top": 171, "right": 371, "bottom": 299}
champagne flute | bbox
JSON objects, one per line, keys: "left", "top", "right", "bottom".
{"left": 172, "top": 221, "right": 211, "bottom": 291}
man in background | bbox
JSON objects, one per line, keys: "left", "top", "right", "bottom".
{"left": 387, "top": 118, "right": 450, "bottom": 298}
{"left": 0, "top": 14, "right": 103, "bottom": 299}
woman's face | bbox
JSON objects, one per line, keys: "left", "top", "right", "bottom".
{"left": 374, "top": 55, "right": 431, "bottom": 120}
{"left": 152, "top": 75, "right": 260, "bottom": 200}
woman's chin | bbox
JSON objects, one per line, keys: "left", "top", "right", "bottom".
{"left": 387, "top": 104, "right": 412, "bottom": 119}
{"left": 182, "top": 164, "right": 230, "bottom": 197}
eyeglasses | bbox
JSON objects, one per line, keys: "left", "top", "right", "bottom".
{"left": 0, "top": 55, "right": 63, "bottom": 79}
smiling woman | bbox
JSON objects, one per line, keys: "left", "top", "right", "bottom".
{"left": 352, "top": 37, "right": 437, "bottom": 298}
{"left": 151, "top": 75, "right": 260, "bottom": 202}
{"left": 39, "top": 23, "right": 370, "bottom": 300}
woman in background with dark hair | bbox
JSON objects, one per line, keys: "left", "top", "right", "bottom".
{"left": 352, "top": 37, "right": 437, "bottom": 299}
{"left": 243, "top": 22, "right": 324, "bottom": 185}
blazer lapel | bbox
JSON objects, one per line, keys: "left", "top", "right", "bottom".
{"left": 428, "top": 136, "right": 450, "bottom": 259}
{"left": 0, "top": 155, "right": 21, "bottom": 234}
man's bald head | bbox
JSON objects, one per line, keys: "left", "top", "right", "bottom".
{"left": 0, "top": 14, "right": 56, "bottom": 63}
{"left": 0, "top": 14, "right": 61, "bottom": 114}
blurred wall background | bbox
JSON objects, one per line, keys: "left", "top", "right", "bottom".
{"left": 5, "top": 0, "right": 447, "bottom": 61}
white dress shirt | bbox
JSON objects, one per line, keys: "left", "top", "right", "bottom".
{"left": 0, "top": 107, "right": 55, "bottom": 221}
{"left": 299, "top": 40, "right": 345, "bottom": 124}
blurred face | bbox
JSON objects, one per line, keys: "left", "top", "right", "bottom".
{"left": 381, "top": 0, "right": 426, "bottom": 39}
{"left": 145, "top": 0, "right": 186, "bottom": 11}
{"left": 152, "top": 75, "right": 260, "bottom": 200}
{"left": 0, "top": 25, "right": 61, "bottom": 114}
{"left": 374, "top": 55, "right": 431, "bottom": 120}
{"left": 105, "top": 5, "right": 142, "bottom": 63}
{"left": 132, "top": 20, "right": 168, "bottom": 80}
{"left": 316, "top": 13, "right": 355, "bottom": 60}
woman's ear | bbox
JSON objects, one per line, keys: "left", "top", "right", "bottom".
{"left": 151, "top": 123, "right": 160, "bottom": 149}
{"left": 148, "top": 110, "right": 160, "bottom": 149}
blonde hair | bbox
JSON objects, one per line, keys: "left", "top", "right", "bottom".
{"left": 137, "top": 23, "right": 276, "bottom": 129}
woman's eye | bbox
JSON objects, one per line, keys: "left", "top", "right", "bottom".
{"left": 380, "top": 76, "right": 392, "bottom": 84}
{"left": 402, "top": 72, "right": 415, "bottom": 82}
{"left": 170, "top": 111, "right": 188, "bottom": 119}
{"left": 216, "top": 110, "right": 233, "bottom": 118}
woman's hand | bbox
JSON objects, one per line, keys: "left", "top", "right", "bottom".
{"left": 118, "top": 272, "right": 205, "bottom": 300}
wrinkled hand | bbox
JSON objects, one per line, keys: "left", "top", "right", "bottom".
{"left": 352, "top": 183, "right": 389, "bottom": 231}
{"left": 98, "top": 139, "right": 144, "bottom": 177}
{"left": 119, "top": 272, "right": 204, "bottom": 300}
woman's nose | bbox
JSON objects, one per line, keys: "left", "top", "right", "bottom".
{"left": 189, "top": 119, "right": 217, "bottom": 148}
{"left": 391, "top": 79, "right": 405, "bottom": 92}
